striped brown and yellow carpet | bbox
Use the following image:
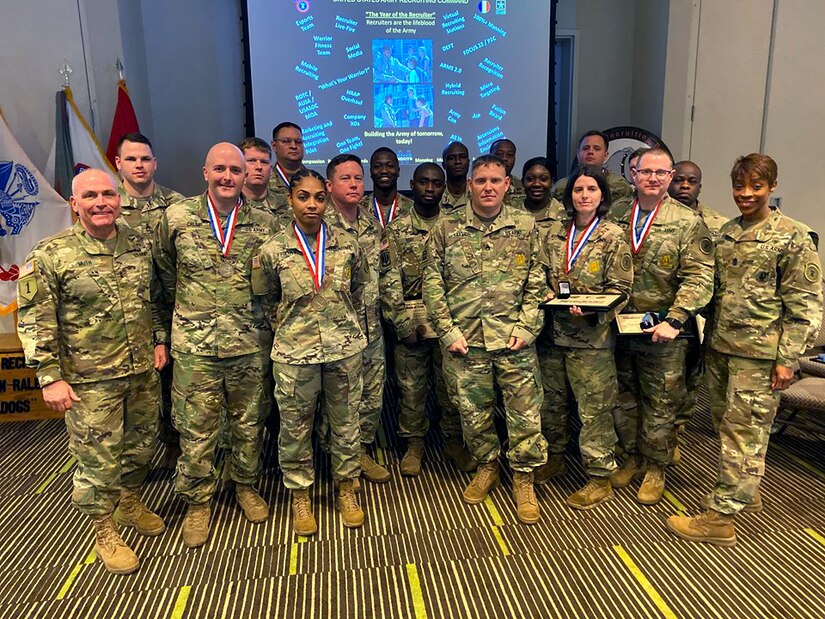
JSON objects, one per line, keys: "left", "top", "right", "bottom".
{"left": 0, "top": 387, "right": 824, "bottom": 618}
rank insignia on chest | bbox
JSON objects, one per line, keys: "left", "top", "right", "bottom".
{"left": 658, "top": 255, "right": 673, "bottom": 268}
{"left": 588, "top": 260, "right": 600, "bottom": 274}
{"left": 514, "top": 253, "right": 526, "bottom": 266}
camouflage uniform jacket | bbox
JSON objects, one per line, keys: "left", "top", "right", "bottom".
{"left": 117, "top": 182, "right": 184, "bottom": 237}
{"left": 696, "top": 202, "right": 730, "bottom": 243}
{"left": 709, "top": 209, "right": 823, "bottom": 365}
{"left": 526, "top": 198, "right": 566, "bottom": 236}
{"left": 252, "top": 221, "right": 368, "bottom": 364}
{"left": 246, "top": 186, "right": 292, "bottom": 230}
{"left": 154, "top": 193, "right": 279, "bottom": 358}
{"left": 379, "top": 206, "right": 441, "bottom": 340}
{"left": 552, "top": 169, "right": 633, "bottom": 204}
{"left": 609, "top": 195, "right": 714, "bottom": 323}
{"left": 440, "top": 188, "right": 470, "bottom": 213}
{"left": 504, "top": 175, "right": 526, "bottom": 210}
{"left": 540, "top": 219, "right": 633, "bottom": 349}
{"left": 358, "top": 192, "right": 414, "bottom": 228}
{"left": 17, "top": 221, "right": 167, "bottom": 386}
{"left": 328, "top": 204, "right": 383, "bottom": 343}
{"left": 423, "top": 203, "right": 545, "bottom": 350}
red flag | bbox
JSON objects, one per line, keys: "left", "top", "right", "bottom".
{"left": 105, "top": 80, "right": 140, "bottom": 166}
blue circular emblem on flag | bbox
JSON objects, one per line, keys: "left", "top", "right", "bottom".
{"left": 295, "top": 0, "right": 310, "bottom": 13}
{"left": 0, "top": 161, "right": 39, "bottom": 236}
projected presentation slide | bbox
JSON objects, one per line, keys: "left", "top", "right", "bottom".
{"left": 247, "top": 0, "right": 551, "bottom": 184}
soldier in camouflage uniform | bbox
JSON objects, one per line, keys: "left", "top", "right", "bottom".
{"left": 440, "top": 141, "right": 470, "bottom": 213}
{"left": 326, "top": 154, "right": 391, "bottom": 484}
{"left": 552, "top": 130, "right": 633, "bottom": 204}
{"left": 522, "top": 157, "right": 566, "bottom": 232}
{"left": 608, "top": 148, "right": 714, "bottom": 505}
{"left": 667, "top": 161, "right": 730, "bottom": 447}
{"left": 268, "top": 121, "right": 305, "bottom": 197}
{"left": 667, "top": 153, "right": 823, "bottom": 547}
{"left": 252, "top": 169, "right": 368, "bottom": 535}
{"left": 537, "top": 167, "right": 633, "bottom": 509}
{"left": 18, "top": 169, "right": 169, "bottom": 575}
{"left": 154, "top": 143, "right": 279, "bottom": 548}
{"left": 115, "top": 132, "right": 184, "bottom": 466}
{"left": 490, "top": 138, "right": 526, "bottom": 209}
{"left": 359, "top": 148, "right": 413, "bottom": 227}
{"left": 240, "top": 136, "right": 293, "bottom": 229}
{"left": 423, "top": 155, "right": 548, "bottom": 524}
{"left": 380, "top": 163, "right": 475, "bottom": 476}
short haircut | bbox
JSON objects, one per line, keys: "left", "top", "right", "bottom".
{"left": 271, "top": 122, "right": 302, "bottom": 141}
{"left": 117, "top": 132, "right": 153, "bottom": 155}
{"left": 238, "top": 137, "right": 272, "bottom": 156}
{"left": 326, "top": 153, "right": 363, "bottom": 178}
{"left": 489, "top": 138, "right": 515, "bottom": 154}
{"left": 521, "top": 156, "right": 552, "bottom": 181}
{"left": 471, "top": 154, "right": 506, "bottom": 176}
{"left": 577, "top": 130, "right": 609, "bottom": 150}
{"left": 638, "top": 147, "right": 674, "bottom": 168}
{"left": 442, "top": 141, "right": 468, "bottom": 159}
{"left": 730, "top": 153, "right": 778, "bottom": 186}
{"left": 630, "top": 146, "right": 650, "bottom": 164}
{"left": 562, "top": 165, "right": 613, "bottom": 219}
{"left": 370, "top": 147, "right": 397, "bottom": 164}
{"left": 413, "top": 162, "right": 444, "bottom": 180}
{"left": 288, "top": 167, "right": 326, "bottom": 192}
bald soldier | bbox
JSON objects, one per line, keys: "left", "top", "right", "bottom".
{"left": 18, "top": 169, "right": 170, "bottom": 574}
{"left": 155, "top": 143, "right": 280, "bottom": 548}
{"left": 552, "top": 130, "right": 633, "bottom": 205}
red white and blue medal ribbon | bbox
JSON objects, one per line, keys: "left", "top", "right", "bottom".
{"left": 275, "top": 163, "right": 291, "bottom": 189}
{"left": 630, "top": 197, "right": 663, "bottom": 254}
{"left": 372, "top": 195, "right": 398, "bottom": 228}
{"left": 293, "top": 222, "right": 326, "bottom": 290}
{"left": 206, "top": 194, "right": 241, "bottom": 257}
{"left": 565, "top": 216, "right": 600, "bottom": 273}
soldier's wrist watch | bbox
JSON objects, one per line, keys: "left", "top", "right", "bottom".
{"left": 664, "top": 317, "right": 683, "bottom": 330}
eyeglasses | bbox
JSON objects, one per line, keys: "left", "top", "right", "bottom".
{"left": 275, "top": 138, "right": 303, "bottom": 146}
{"left": 637, "top": 168, "right": 673, "bottom": 179}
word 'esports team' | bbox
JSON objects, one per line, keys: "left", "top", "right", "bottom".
{"left": 16, "top": 125, "right": 822, "bottom": 575}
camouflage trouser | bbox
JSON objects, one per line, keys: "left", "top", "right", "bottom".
{"left": 442, "top": 345, "right": 547, "bottom": 472}
{"left": 394, "top": 338, "right": 461, "bottom": 440}
{"left": 676, "top": 336, "right": 704, "bottom": 428}
{"left": 172, "top": 350, "right": 271, "bottom": 505}
{"left": 274, "top": 354, "right": 362, "bottom": 489}
{"left": 359, "top": 335, "right": 386, "bottom": 445}
{"left": 158, "top": 361, "right": 178, "bottom": 444}
{"left": 539, "top": 344, "right": 618, "bottom": 477}
{"left": 614, "top": 337, "right": 686, "bottom": 465}
{"left": 704, "top": 348, "right": 779, "bottom": 515}
{"left": 65, "top": 371, "right": 159, "bottom": 518}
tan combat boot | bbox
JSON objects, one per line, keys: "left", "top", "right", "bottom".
{"left": 360, "top": 447, "right": 391, "bottom": 483}
{"left": 462, "top": 461, "right": 500, "bottom": 504}
{"left": 92, "top": 516, "right": 139, "bottom": 575}
{"left": 566, "top": 477, "right": 614, "bottom": 510}
{"left": 443, "top": 438, "right": 478, "bottom": 472}
{"left": 337, "top": 479, "right": 365, "bottom": 528}
{"left": 400, "top": 438, "right": 425, "bottom": 477}
{"left": 512, "top": 471, "right": 540, "bottom": 524}
{"left": 292, "top": 489, "right": 317, "bottom": 536}
{"left": 534, "top": 453, "right": 568, "bottom": 485}
{"left": 610, "top": 454, "right": 644, "bottom": 488}
{"left": 666, "top": 509, "right": 737, "bottom": 547}
{"left": 637, "top": 464, "right": 665, "bottom": 505}
{"left": 182, "top": 503, "right": 211, "bottom": 548}
{"left": 236, "top": 484, "right": 269, "bottom": 523}
{"left": 114, "top": 487, "right": 166, "bottom": 536}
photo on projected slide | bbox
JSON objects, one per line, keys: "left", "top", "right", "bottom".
{"left": 246, "top": 0, "right": 552, "bottom": 183}
{"left": 372, "top": 39, "right": 433, "bottom": 84}
{"left": 374, "top": 85, "right": 434, "bottom": 130}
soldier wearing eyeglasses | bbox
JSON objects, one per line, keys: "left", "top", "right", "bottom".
{"left": 268, "top": 122, "right": 306, "bottom": 196}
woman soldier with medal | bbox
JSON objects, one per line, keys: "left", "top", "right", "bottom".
{"left": 252, "top": 169, "right": 370, "bottom": 536}
{"left": 536, "top": 166, "right": 634, "bottom": 509}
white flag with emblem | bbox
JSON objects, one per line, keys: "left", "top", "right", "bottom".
{"left": 0, "top": 113, "right": 73, "bottom": 314}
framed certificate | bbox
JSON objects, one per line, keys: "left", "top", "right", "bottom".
{"left": 540, "top": 293, "right": 626, "bottom": 313}
{"left": 404, "top": 300, "right": 438, "bottom": 339}
{"left": 615, "top": 313, "right": 696, "bottom": 338}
